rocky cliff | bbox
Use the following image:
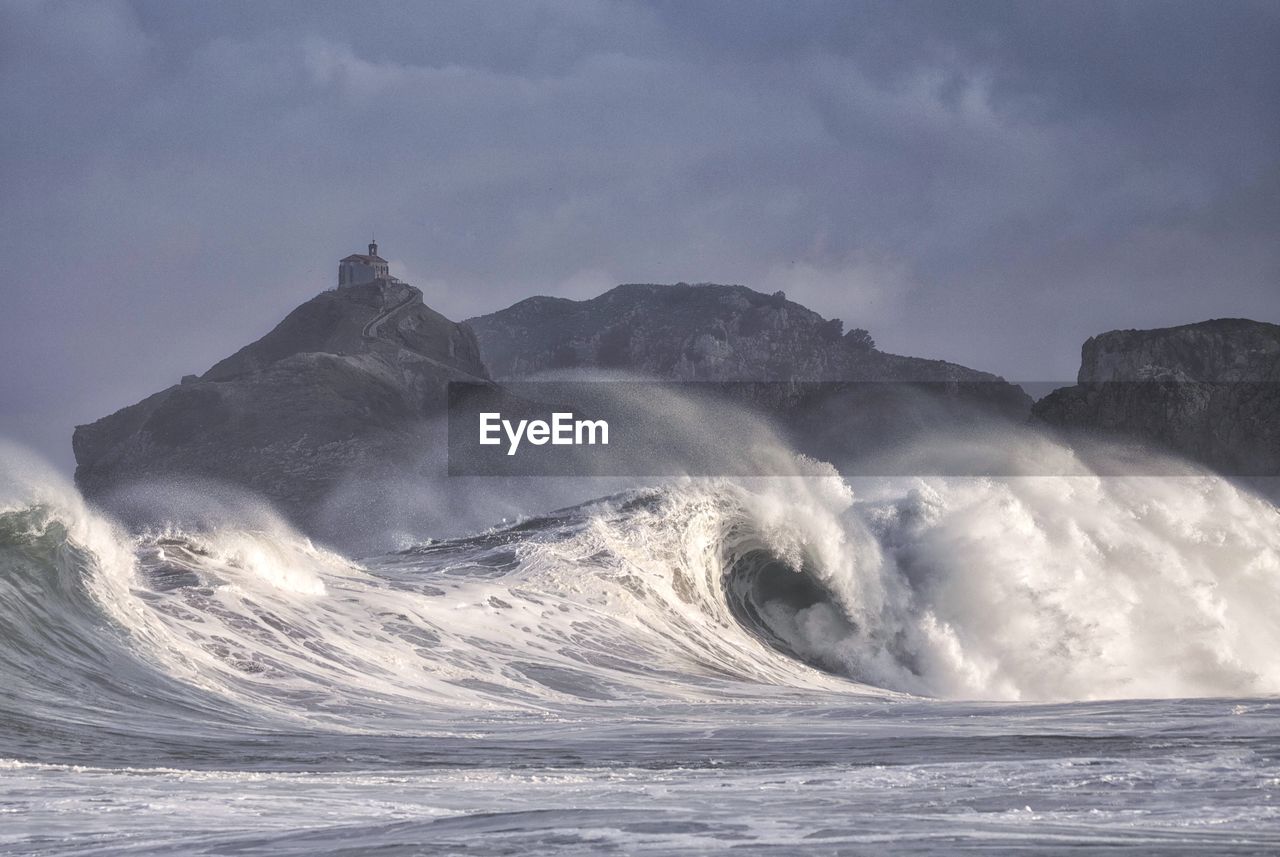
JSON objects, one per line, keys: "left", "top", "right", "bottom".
{"left": 1032, "top": 319, "right": 1280, "bottom": 474}
{"left": 467, "top": 283, "right": 1034, "bottom": 470}
{"left": 73, "top": 280, "right": 488, "bottom": 525}
{"left": 467, "top": 283, "right": 1006, "bottom": 384}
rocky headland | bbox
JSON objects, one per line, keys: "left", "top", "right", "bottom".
{"left": 1033, "top": 319, "right": 1280, "bottom": 474}
{"left": 466, "top": 283, "right": 1034, "bottom": 469}
{"left": 467, "top": 283, "right": 1004, "bottom": 384}
{"left": 73, "top": 279, "right": 488, "bottom": 526}
{"left": 71, "top": 277, "right": 1045, "bottom": 535}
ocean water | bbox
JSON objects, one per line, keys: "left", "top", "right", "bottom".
{"left": 2, "top": 441, "right": 1279, "bottom": 854}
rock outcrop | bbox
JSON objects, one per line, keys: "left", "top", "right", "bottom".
{"left": 467, "top": 283, "right": 1034, "bottom": 470}
{"left": 467, "top": 283, "right": 1005, "bottom": 384}
{"left": 1032, "top": 319, "right": 1280, "bottom": 474}
{"left": 73, "top": 280, "right": 488, "bottom": 525}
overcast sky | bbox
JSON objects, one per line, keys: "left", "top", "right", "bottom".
{"left": 2, "top": 0, "right": 1277, "bottom": 470}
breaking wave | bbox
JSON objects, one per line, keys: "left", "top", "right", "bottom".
{"left": 2, "top": 432, "right": 1280, "bottom": 751}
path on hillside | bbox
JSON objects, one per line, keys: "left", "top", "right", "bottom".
{"left": 362, "top": 289, "right": 419, "bottom": 339}
{"left": 361, "top": 288, "right": 490, "bottom": 383}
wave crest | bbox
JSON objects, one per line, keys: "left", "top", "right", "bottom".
{"left": 2, "top": 435, "right": 1280, "bottom": 727}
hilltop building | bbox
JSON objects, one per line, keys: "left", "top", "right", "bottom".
{"left": 339, "top": 240, "right": 392, "bottom": 287}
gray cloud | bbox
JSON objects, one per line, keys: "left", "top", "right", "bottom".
{"left": 1, "top": 0, "right": 1277, "bottom": 470}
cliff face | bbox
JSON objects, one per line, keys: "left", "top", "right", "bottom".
{"left": 73, "top": 280, "right": 488, "bottom": 523}
{"left": 467, "top": 283, "right": 1010, "bottom": 384}
{"left": 1033, "top": 319, "right": 1280, "bottom": 474}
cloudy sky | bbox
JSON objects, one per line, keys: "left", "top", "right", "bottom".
{"left": 2, "top": 0, "right": 1277, "bottom": 470}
